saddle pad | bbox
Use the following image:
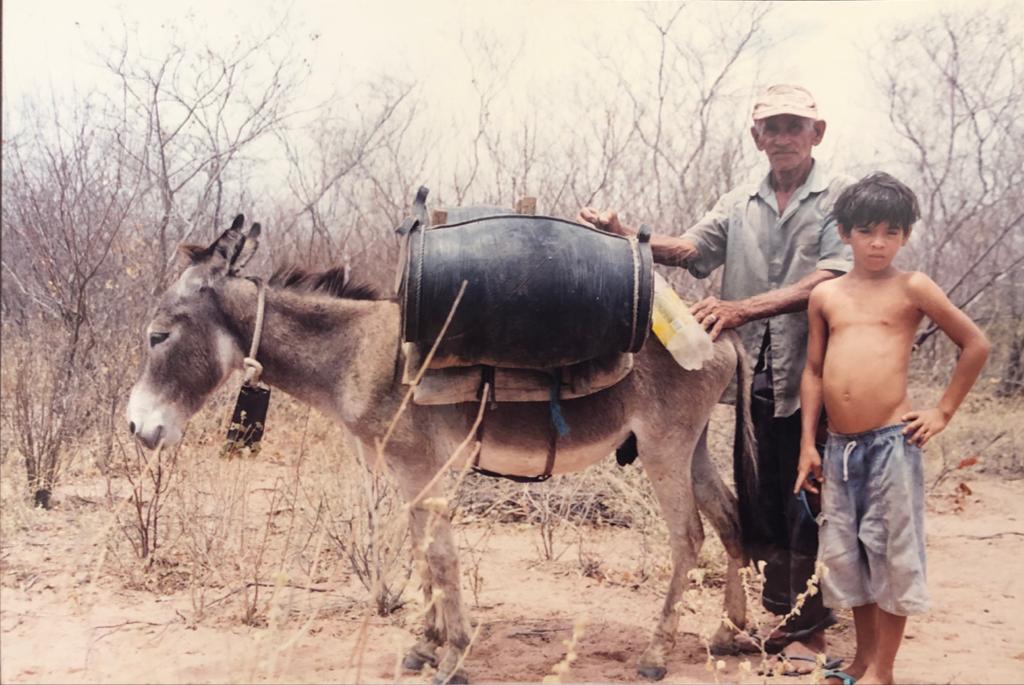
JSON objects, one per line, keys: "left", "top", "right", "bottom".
{"left": 402, "top": 343, "right": 634, "bottom": 405}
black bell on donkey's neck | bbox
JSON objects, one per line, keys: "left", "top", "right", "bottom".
{"left": 223, "top": 382, "right": 271, "bottom": 457}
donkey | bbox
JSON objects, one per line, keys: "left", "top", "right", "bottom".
{"left": 127, "top": 218, "right": 758, "bottom": 684}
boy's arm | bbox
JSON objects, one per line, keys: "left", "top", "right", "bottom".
{"left": 902, "top": 272, "right": 991, "bottom": 446}
{"left": 794, "top": 286, "right": 829, "bottom": 494}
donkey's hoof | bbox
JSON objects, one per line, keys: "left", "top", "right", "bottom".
{"left": 402, "top": 651, "right": 433, "bottom": 672}
{"left": 709, "top": 622, "right": 756, "bottom": 656}
{"left": 637, "top": 665, "right": 667, "bottom": 681}
{"left": 708, "top": 635, "right": 741, "bottom": 656}
{"left": 402, "top": 641, "right": 439, "bottom": 672}
{"left": 432, "top": 671, "right": 469, "bottom": 685}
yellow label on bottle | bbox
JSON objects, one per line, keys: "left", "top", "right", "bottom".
{"left": 652, "top": 284, "right": 688, "bottom": 346}
{"left": 652, "top": 307, "right": 674, "bottom": 346}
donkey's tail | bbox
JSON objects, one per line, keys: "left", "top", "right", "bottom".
{"left": 730, "top": 333, "right": 761, "bottom": 553}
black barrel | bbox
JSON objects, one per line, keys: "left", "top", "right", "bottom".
{"left": 401, "top": 214, "right": 653, "bottom": 369}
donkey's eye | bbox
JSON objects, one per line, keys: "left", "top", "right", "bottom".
{"left": 149, "top": 332, "right": 170, "bottom": 348}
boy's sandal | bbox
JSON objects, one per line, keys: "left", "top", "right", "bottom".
{"left": 821, "top": 668, "right": 857, "bottom": 685}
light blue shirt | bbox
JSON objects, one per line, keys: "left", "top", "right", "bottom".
{"left": 683, "top": 161, "right": 853, "bottom": 417}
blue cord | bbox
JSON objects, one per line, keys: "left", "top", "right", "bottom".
{"left": 796, "top": 490, "right": 818, "bottom": 524}
{"left": 549, "top": 375, "right": 570, "bottom": 438}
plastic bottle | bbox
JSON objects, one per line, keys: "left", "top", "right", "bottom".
{"left": 650, "top": 272, "right": 715, "bottom": 370}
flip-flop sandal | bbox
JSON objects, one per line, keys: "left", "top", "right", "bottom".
{"left": 758, "top": 654, "right": 843, "bottom": 676}
{"left": 787, "top": 654, "right": 843, "bottom": 671}
{"left": 821, "top": 668, "right": 857, "bottom": 685}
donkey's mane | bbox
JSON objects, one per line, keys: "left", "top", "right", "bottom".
{"left": 267, "top": 266, "right": 382, "bottom": 301}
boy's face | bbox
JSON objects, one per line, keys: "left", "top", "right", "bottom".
{"left": 840, "top": 221, "right": 909, "bottom": 272}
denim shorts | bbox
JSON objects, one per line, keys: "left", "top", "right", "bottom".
{"left": 817, "top": 424, "right": 929, "bottom": 616}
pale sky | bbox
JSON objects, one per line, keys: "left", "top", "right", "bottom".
{"left": 1, "top": 0, "right": 999, "bottom": 177}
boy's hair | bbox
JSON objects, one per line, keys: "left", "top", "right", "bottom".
{"left": 833, "top": 172, "right": 921, "bottom": 235}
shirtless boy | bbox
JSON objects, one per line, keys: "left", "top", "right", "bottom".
{"left": 793, "top": 172, "right": 990, "bottom": 685}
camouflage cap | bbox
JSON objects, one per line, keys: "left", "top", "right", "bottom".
{"left": 752, "top": 84, "right": 820, "bottom": 121}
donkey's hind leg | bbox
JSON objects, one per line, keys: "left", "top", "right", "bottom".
{"left": 691, "top": 425, "right": 748, "bottom": 654}
{"left": 635, "top": 431, "right": 705, "bottom": 681}
{"left": 402, "top": 506, "right": 444, "bottom": 672}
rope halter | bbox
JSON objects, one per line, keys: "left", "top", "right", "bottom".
{"left": 243, "top": 277, "right": 267, "bottom": 386}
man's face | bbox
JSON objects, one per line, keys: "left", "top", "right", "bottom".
{"left": 750, "top": 114, "right": 826, "bottom": 174}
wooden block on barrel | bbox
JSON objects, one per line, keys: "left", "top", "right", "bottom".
{"left": 515, "top": 197, "right": 537, "bottom": 215}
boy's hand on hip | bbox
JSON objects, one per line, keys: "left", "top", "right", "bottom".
{"left": 901, "top": 408, "right": 949, "bottom": 446}
{"left": 794, "top": 446, "right": 823, "bottom": 494}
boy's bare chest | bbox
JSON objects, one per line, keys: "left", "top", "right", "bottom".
{"left": 825, "top": 289, "right": 922, "bottom": 333}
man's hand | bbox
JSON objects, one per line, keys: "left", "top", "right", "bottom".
{"left": 901, "top": 407, "right": 949, "bottom": 446}
{"left": 577, "top": 207, "right": 634, "bottom": 237}
{"left": 690, "top": 297, "right": 748, "bottom": 340}
{"left": 794, "top": 446, "right": 823, "bottom": 495}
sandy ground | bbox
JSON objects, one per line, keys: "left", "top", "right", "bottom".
{"left": 2, "top": 472, "right": 1023, "bottom": 685}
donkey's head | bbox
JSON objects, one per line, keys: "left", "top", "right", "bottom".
{"left": 127, "top": 215, "right": 260, "bottom": 449}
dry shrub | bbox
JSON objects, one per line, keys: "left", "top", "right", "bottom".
{"left": 0, "top": 467, "right": 47, "bottom": 545}
{"left": 451, "top": 458, "right": 661, "bottom": 574}
{"left": 917, "top": 388, "right": 1024, "bottom": 479}
{"left": 109, "top": 440, "right": 181, "bottom": 561}
{"left": 309, "top": 433, "right": 412, "bottom": 616}
{"left": 457, "top": 520, "right": 498, "bottom": 608}
{"left": 156, "top": 387, "right": 321, "bottom": 626}
{"left": 454, "top": 456, "right": 658, "bottom": 530}
{"left": 173, "top": 445, "right": 265, "bottom": 624}
{"left": 0, "top": 327, "right": 90, "bottom": 509}
{"left": 90, "top": 382, "right": 288, "bottom": 615}
{"left": 100, "top": 388, "right": 233, "bottom": 568}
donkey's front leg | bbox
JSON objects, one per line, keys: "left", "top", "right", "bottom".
{"left": 637, "top": 439, "right": 704, "bottom": 681}
{"left": 402, "top": 507, "right": 445, "bottom": 672}
{"left": 398, "top": 470, "right": 473, "bottom": 685}
{"left": 421, "top": 506, "right": 473, "bottom": 685}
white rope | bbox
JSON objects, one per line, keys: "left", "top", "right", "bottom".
{"left": 243, "top": 278, "right": 267, "bottom": 386}
{"left": 842, "top": 440, "right": 857, "bottom": 482}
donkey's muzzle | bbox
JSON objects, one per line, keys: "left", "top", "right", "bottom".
{"left": 130, "top": 421, "right": 165, "bottom": 450}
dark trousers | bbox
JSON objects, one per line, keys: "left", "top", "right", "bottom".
{"left": 749, "top": 368, "right": 836, "bottom": 643}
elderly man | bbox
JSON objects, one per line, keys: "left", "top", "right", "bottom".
{"left": 580, "top": 84, "right": 852, "bottom": 673}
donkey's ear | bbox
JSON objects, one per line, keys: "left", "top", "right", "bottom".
{"left": 229, "top": 222, "right": 262, "bottom": 274}
{"left": 209, "top": 227, "right": 246, "bottom": 265}
{"left": 219, "top": 214, "right": 251, "bottom": 267}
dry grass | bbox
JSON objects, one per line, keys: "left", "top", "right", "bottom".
{"left": 912, "top": 385, "right": 1023, "bottom": 478}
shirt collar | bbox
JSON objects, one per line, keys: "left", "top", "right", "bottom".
{"left": 749, "top": 159, "right": 828, "bottom": 200}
